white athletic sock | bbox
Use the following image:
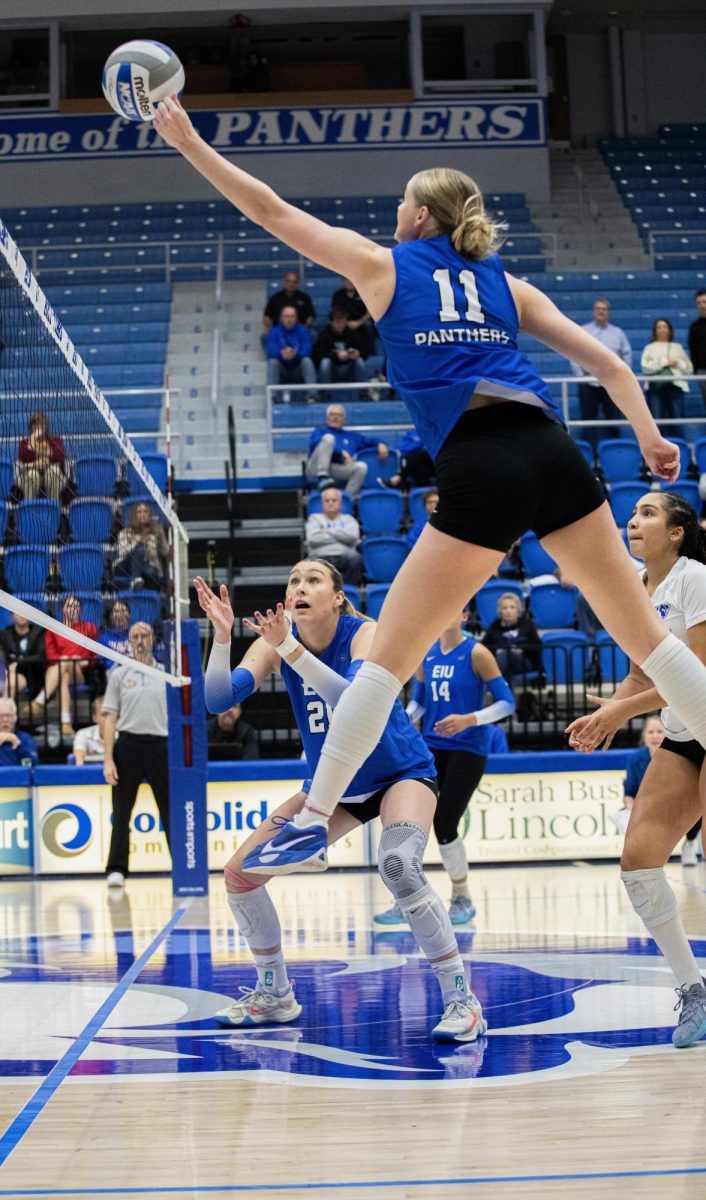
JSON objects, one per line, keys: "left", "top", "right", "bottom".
{"left": 439, "top": 838, "right": 470, "bottom": 897}
{"left": 252, "top": 949, "right": 291, "bottom": 996}
{"left": 621, "top": 868, "right": 703, "bottom": 990}
{"left": 61, "top": 710, "right": 71, "bottom": 723}
{"left": 641, "top": 633, "right": 706, "bottom": 751}
{"left": 431, "top": 953, "right": 469, "bottom": 1005}
{"left": 34, "top": 690, "right": 45, "bottom": 704}
{"left": 295, "top": 661, "right": 402, "bottom": 824}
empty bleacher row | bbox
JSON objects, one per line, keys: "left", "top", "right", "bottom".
{"left": 600, "top": 124, "right": 706, "bottom": 268}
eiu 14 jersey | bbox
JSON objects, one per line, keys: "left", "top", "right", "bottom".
{"left": 376, "top": 236, "right": 560, "bottom": 459}
{"left": 422, "top": 636, "right": 489, "bottom": 754}
{"left": 281, "top": 613, "right": 434, "bottom": 800}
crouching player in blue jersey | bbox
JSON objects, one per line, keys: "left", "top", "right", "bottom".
{"left": 376, "top": 608, "right": 514, "bottom": 927}
{"left": 195, "top": 561, "right": 486, "bottom": 1043}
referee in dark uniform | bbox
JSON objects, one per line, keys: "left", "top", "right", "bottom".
{"left": 103, "top": 622, "right": 170, "bottom": 887}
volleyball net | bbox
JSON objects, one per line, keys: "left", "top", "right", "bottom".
{"left": 0, "top": 215, "right": 189, "bottom": 686}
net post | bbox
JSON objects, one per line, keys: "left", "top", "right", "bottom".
{"left": 165, "top": 617, "right": 209, "bottom": 897}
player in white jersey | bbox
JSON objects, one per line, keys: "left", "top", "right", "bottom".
{"left": 567, "top": 491, "right": 706, "bottom": 1047}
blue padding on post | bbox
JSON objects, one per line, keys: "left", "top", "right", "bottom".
{"left": 165, "top": 619, "right": 209, "bottom": 896}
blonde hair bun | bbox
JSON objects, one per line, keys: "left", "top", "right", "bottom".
{"left": 410, "top": 167, "right": 506, "bottom": 260}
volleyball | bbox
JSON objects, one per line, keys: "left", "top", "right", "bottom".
{"left": 102, "top": 40, "right": 185, "bottom": 122}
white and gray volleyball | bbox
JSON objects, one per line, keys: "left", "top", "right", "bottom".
{"left": 102, "top": 40, "right": 184, "bottom": 122}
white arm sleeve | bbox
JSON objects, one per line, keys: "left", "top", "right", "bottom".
{"left": 473, "top": 698, "right": 515, "bottom": 725}
{"left": 286, "top": 646, "right": 352, "bottom": 710}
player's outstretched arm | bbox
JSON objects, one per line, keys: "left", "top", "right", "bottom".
{"left": 194, "top": 576, "right": 276, "bottom": 712}
{"left": 506, "top": 275, "right": 679, "bottom": 483}
{"left": 152, "top": 97, "right": 393, "bottom": 314}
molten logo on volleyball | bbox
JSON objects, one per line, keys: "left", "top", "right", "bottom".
{"left": 102, "top": 40, "right": 185, "bottom": 123}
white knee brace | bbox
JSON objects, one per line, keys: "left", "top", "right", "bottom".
{"left": 378, "top": 821, "right": 428, "bottom": 900}
{"left": 621, "top": 867, "right": 678, "bottom": 931}
{"left": 227, "top": 886, "right": 281, "bottom": 949}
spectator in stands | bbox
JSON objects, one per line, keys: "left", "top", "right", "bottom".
{"left": 312, "top": 308, "right": 370, "bottom": 395}
{"left": 688, "top": 289, "right": 706, "bottom": 408}
{"left": 262, "top": 270, "right": 315, "bottom": 335}
{"left": 73, "top": 696, "right": 107, "bottom": 765}
{"left": 31, "top": 594, "right": 98, "bottom": 738}
{"left": 379, "top": 429, "right": 435, "bottom": 490}
{"left": 570, "top": 299, "right": 632, "bottom": 448}
{"left": 641, "top": 318, "right": 692, "bottom": 438}
{"left": 407, "top": 488, "right": 439, "bottom": 550}
{"left": 115, "top": 502, "right": 168, "bottom": 592}
{"left": 0, "top": 698, "right": 38, "bottom": 767}
{"left": 98, "top": 601, "right": 131, "bottom": 669}
{"left": 266, "top": 305, "right": 317, "bottom": 401}
{"left": 305, "top": 486, "right": 363, "bottom": 583}
{"left": 610, "top": 714, "right": 664, "bottom": 834}
{"left": 207, "top": 703, "right": 259, "bottom": 760}
{"left": 330, "top": 277, "right": 378, "bottom": 359}
{"left": 306, "top": 402, "right": 388, "bottom": 497}
{"left": 16, "top": 410, "right": 66, "bottom": 500}
{"left": 0, "top": 612, "right": 45, "bottom": 703}
{"left": 481, "top": 593, "right": 542, "bottom": 682}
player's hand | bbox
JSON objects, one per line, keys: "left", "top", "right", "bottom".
{"left": 433, "top": 713, "right": 470, "bottom": 737}
{"left": 104, "top": 759, "right": 118, "bottom": 786}
{"left": 153, "top": 95, "right": 199, "bottom": 151}
{"left": 243, "top": 603, "right": 293, "bottom": 650}
{"left": 565, "top": 695, "right": 623, "bottom": 752}
{"left": 193, "top": 576, "right": 234, "bottom": 643}
{"left": 639, "top": 435, "right": 680, "bottom": 483}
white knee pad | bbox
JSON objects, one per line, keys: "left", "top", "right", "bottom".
{"left": 402, "top": 883, "right": 458, "bottom": 961}
{"left": 439, "top": 836, "right": 468, "bottom": 881}
{"left": 621, "top": 867, "right": 678, "bottom": 931}
{"left": 227, "top": 885, "right": 281, "bottom": 949}
{"left": 378, "top": 821, "right": 428, "bottom": 900}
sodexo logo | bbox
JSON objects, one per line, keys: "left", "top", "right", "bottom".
{"left": 41, "top": 803, "right": 93, "bottom": 857}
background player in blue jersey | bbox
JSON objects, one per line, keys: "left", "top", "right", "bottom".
{"left": 196, "top": 561, "right": 486, "bottom": 1043}
{"left": 376, "top": 609, "right": 514, "bottom": 927}
{"left": 156, "top": 99, "right": 706, "bottom": 875}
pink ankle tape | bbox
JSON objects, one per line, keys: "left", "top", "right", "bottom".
{"left": 304, "top": 803, "right": 328, "bottom": 818}
{"left": 224, "top": 866, "right": 261, "bottom": 893}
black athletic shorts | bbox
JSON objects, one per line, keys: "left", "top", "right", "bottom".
{"left": 661, "top": 737, "right": 706, "bottom": 769}
{"left": 338, "top": 775, "right": 438, "bottom": 824}
{"left": 429, "top": 402, "right": 606, "bottom": 552}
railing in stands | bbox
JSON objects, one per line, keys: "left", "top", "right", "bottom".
{"left": 648, "top": 230, "right": 706, "bottom": 268}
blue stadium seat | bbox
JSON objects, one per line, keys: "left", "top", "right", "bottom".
{"left": 573, "top": 438, "right": 594, "bottom": 467}
{"left": 0, "top": 604, "right": 14, "bottom": 629}
{"left": 408, "top": 487, "right": 434, "bottom": 524}
{"left": 355, "top": 446, "right": 400, "bottom": 485}
{"left": 365, "top": 583, "right": 389, "bottom": 620}
{"left": 59, "top": 545, "right": 105, "bottom": 592}
{"left": 474, "top": 580, "right": 523, "bottom": 629}
{"left": 695, "top": 438, "right": 706, "bottom": 474}
{"left": 529, "top": 583, "right": 577, "bottom": 628}
{"left": 0, "top": 457, "right": 14, "bottom": 500}
{"left": 116, "top": 588, "right": 161, "bottom": 625}
{"left": 15, "top": 500, "right": 61, "bottom": 545}
{"left": 5, "top": 547, "right": 50, "bottom": 593}
{"left": 360, "top": 537, "right": 408, "bottom": 583}
{"left": 596, "top": 630, "right": 630, "bottom": 683}
{"left": 0, "top": 501, "right": 6, "bottom": 540}
{"left": 609, "top": 482, "right": 646, "bottom": 528}
{"left": 519, "top": 532, "right": 557, "bottom": 578}
{"left": 357, "top": 489, "right": 404, "bottom": 535}
{"left": 141, "top": 452, "right": 169, "bottom": 493}
{"left": 658, "top": 479, "right": 701, "bottom": 509}
{"left": 597, "top": 439, "right": 643, "bottom": 482}
{"left": 69, "top": 499, "right": 114, "bottom": 544}
{"left": 58, "top": 591, "right": 104, "bottom": 629}
{"left": 16, "top": 591, "right": 50, "bottom": 614}
{"left": 666, "top": 437, "right": 692, "bottom": 479}
{"left": 343, "top": 585, "right": 360, "bottom": 611}
{"left": 541, "top": 631, "right": 591, "bottom": 685}
{"left": 73, "top": 455, "right": 118, "bottom": 498}
{"left": 306, "top": 491, "right": 353, "bottom": 517}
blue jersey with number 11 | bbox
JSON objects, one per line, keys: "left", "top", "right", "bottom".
{"left": 376, "top": 235, "right": 560, "bottom": 459}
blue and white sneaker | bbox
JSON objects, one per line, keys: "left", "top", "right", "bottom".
{"left": 373, "top": 902, "right": 407, "bottom": 925}
{"left": 215, "top": 985, "right": 302, "bottom": 1028}
{"left": 243, "top": 817, "right": 328, "bottom": 875}
{"left": 448, "top": 895, "right": 476, "bottom": 925}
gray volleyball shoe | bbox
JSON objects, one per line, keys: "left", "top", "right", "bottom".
{"left": 672, "top": 981, "right": 706, "bottom": 1048}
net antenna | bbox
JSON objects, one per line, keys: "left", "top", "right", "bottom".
{"left": 0, "top": 216, "right": 189, "bottom": 687}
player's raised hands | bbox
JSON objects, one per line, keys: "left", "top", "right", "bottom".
{"left": 153, "top": 95, "right": 199, "bottom": 152}
{"left": 193, "top": 576, "right": 234, "bottom": 643}
{"left": 243, "top": 603, "right": 293, "bottom": 649}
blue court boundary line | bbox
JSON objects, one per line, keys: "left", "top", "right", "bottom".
{"left": 2, "top": 1167, "right": 706, "bottom": 1196}
{"left": 0, "top": 900, "right": 192, "bottom": 1170}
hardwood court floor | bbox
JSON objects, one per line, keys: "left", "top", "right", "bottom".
{"left": 0, "top": 861, "right": 705, "bottom": 1199}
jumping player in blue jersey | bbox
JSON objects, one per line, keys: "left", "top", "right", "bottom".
{"left": 194, "top": 563, "right": 486, "bottom": 1043}
{"left": 156, "top": 97, "right": 706, "bottom": 875}
{"left": 375, "top": 609, "right": 514, "bottom": 927}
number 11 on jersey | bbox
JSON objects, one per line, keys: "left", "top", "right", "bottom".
{"left": 433, "top": 268, "right": 485, "bottom": 325}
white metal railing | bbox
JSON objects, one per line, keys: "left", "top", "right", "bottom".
{"left": 267, "top": 374, "right": 706, "bottom": 455}
{"left": 648, "top": 229, "right": 706, "bottom": 269}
